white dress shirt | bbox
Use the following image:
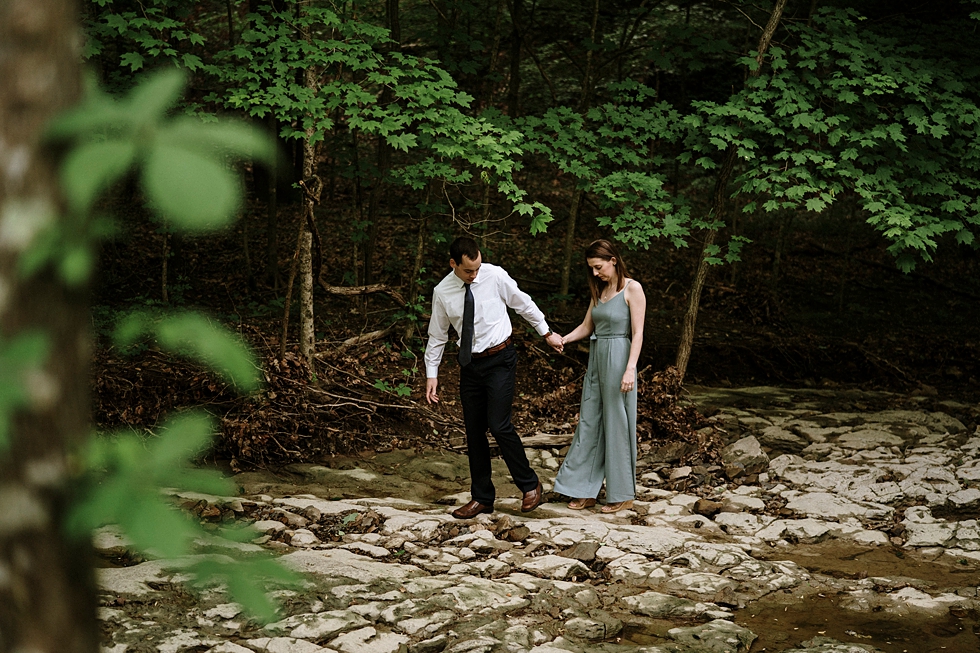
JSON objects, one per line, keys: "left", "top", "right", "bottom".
{"left": 425, "top": 263, "right": 551, "bottom": 377}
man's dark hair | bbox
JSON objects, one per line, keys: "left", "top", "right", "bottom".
{"left": 449, "top": 237, "right": 481, "bottom": 265}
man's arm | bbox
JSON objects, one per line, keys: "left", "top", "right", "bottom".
{"left": 497, "top": 267, "right": 550, "bottom": 336}
{"left": 497, "top": 267, "right": 563, "bottom": 351}
{"left": 424, "top": 293, "right": 450, "bottom": 404}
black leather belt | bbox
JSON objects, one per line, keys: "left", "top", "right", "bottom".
{"left": 472, "top": 337, "right": 512, "bottom": 359}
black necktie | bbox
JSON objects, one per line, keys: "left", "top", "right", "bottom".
{"left": 458, "top": 283, "right": 474, "bottom": 366}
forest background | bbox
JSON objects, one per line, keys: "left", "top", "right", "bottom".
{"left": 81, "top": 0, "right": 980, "bottom": 463}
{"left": 3, "top": 0, "right": 980, "bottom": 649}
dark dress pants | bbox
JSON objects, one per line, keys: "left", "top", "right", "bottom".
{"left": 459, "top": 344, "right": 539, "bottom": 505}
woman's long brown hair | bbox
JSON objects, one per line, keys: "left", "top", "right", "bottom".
{"left": 585, "top": 239, "right": 630, "bottom": 305}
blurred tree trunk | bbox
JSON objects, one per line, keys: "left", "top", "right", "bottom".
{"left": 0, "top": 1, "right": 98, "bottom": 653}
{"left": 675, "top": 0, "right": 788, "bottom": 381}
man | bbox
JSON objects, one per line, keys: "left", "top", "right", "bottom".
{"left": 425, "top": 237, "right": 564, "bottom": 518}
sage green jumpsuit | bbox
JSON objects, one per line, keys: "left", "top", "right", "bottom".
{"left": 553, "top": 281, "right": 637, "bottom": 503}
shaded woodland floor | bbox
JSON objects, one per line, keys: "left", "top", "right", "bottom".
{"left": 91, "top": 193, "right": 980, "bottom": 465}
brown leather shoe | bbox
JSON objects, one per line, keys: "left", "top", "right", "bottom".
{"left": 452, "top": 500, "right": 493, "bottom": 519}
{"left": 521, "top": 481, "right": 544, "bottom": 512}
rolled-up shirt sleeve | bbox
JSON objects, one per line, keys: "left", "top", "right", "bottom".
{"left": 497, "top": 268, "right": 550, "bottom": 336}
{"left": 424, "top": 293, "right": 451, "bottom": 378}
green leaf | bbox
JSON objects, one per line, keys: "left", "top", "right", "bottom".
{"left": 142, "top": 144, "right": 241, "bottom": 231}
{"left": 119, "top": 52, "right": 145, "bottom": 71}
{"left": 188, "top": 557, "right": 301, "bottom": 623}
{"left": 181, "top": 53, "right": 204, "bottom": 71}
{"left": 161, "top": 118, "right": 276, "bottom": 165}
{"left": 120, "top": 491, "right": 198, "bottom": 557}
{"left": 126, "top": 68, "right": 187, "bottom": 125}
{"left": 113, "top": 311, "right": 259, "bottom": 391}
{"left": 61, "top": 139, "right": 137, "bottom": 214}
{"left": 58, "top": 244, "right": 95, "bottom": 286}
{"left": 149, "top": 412, "right": 215, "bottom": 468}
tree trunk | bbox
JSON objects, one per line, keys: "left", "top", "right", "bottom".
{"left": 771, "top": 212, "right": 794, "bottom": 292}
{"left": 264, "top": 115, "right": 280, "bottom": 289}
{"left": 402, "top": 203, "right": 429, "bottom": 341}
{"left": 674, "top": 0, "right": 788, "bottom": 381}
{"left": 559, "top": 189, "right": 583, "bottom": 308}
{"left": 295, "top": 0, "right": 319, "bottom": 367}
{"left": 482, "top": 0, "right": 504, "bottom": 108}
{"left": 363, "top": 0, "right": 400, "bottom": 286}
{"left": 558, "top": 0, "right": 598, "bottom": 311}
{"left": 162, "top": 231, "right": 170, "bottom": 303}
{"left": 297, "top": 123, "right": 317, "bottom": 366}
{"left": 506, "top": 0, "right": 523, "bottom": 117}
{"left": 0, "top": 2, "right": 98, "bottom": 653}
{"left": 299, "top": 230, "right": 314, "bottom": 363}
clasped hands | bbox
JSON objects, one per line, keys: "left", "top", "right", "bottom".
{"left": 545, "top": 331, "right": 564, "bottom": 354}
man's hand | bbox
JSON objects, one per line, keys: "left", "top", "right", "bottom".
{"left": 545, "top": 331, "right": 564, "bottom": 353}
{"left": 425, "top": 377, "right": 440, "bottom": 404}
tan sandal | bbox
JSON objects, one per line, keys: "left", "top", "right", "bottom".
{"left": 568, "top": 498, "right": 596, "bottom": 510}
{"left": 601, "top": 500, "right": 634, "bottom": 513}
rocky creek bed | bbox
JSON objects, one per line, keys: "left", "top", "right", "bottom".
{"left": 96, "top": 386, "right": 980, "bottom": 653}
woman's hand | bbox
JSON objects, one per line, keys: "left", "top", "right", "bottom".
{"left": 621, "top": 368, "right": 636, "bottom": 393}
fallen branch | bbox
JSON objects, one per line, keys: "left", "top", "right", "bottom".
{"left": 318, "top": 279, "right": 408, "bottom": 307}
{"left": 324, "top": 326, "right": 396, "bottom": 354}
{"left": 523, "top": 432, "right": 574, "bottom": 448}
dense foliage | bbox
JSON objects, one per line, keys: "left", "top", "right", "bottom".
{"left": 70, "top": 0, "right": 980, "bottom": 431}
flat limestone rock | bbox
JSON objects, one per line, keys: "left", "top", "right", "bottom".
{"left": 667, "top": 618, "right": 756, "bottom": 653}
{"left": 274, "top": 496, "right": 364, "bottom": 515}
{"left": 604, "top": 526, "right": 693, "bottom": 557}
{"left": 621, "top": 591, "right": 702, "bottom": 617}
{"left": 97, "top": 556, "right": 226, "bottom": 596}
{"left": 837, "top": 429, "right": 904, "bottom": 450}
{"left": 442, "top": 576, "right": 529, "bottom": 612}
{"left": 265, "top": 610, "right": 369, "bottom": 640}
{"left": 785, "top": 492, "right": 891, "bottom": 520}
{"left": 518, "top": 555, "right": 590, "bottom": 580}
{"left": 279, "top": 549, "right": 424, "bottom": 582}
{"left": 781, "top": 636, "right": 882, "bottom": 652}
{"left": 664, "top": 572, "right": 739, "bottom": 596}
{"left": 328, "top": 626, "right": 409, "bottom": 653}
{"left": 247, "top": 637, "right": 330, "bottom": 653}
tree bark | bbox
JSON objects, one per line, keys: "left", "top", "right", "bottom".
{"left": 299, "top": 229, "right": 314, "bottom": 363}
{"left": 674, "top": 0, "right": 788, "bottom": 381}
{"left": 402, "top": 203, "right": 429, "bottom": 341}
{"left": 559, "top": 189, "right": 583, "bottom": 307}
{"left": 482, "top": 0, "right": 504, "bottom": 108}
{"left": 506, "top": 0, "right": 523, "bottom": 117}
{"left": 264, "top": 115, "right": 280, "bottom": 289}
{"left": 0, "top": 1, "right": 98, "bottom": 652}
{"left": 558, "top": 0, "right": 599, "bottom": 310}
{"left": 297, "top": 129, "right": 317, "bottom": 366}
{"left": 295, "top": 0, "right": 319, "bottom": 367}
{"left": 362, "top": 0, "right": 400, "bottom": 286}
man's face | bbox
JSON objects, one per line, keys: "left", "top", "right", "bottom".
{"left": 450, "top": 252, "right": 482, "bottom": 284}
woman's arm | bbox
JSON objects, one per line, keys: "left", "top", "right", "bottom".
{"left": 621, "top": 282, "right": 646, "bottom": 393}
{"left": 561, "top": 302, "right": 595, "bottom": 345}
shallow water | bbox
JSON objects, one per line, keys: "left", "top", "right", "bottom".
{"left": 737, "top": 595, "right": 979, "bottom": 652}
{"left": 618, "top": 540, "right": 980, "bottom": 652}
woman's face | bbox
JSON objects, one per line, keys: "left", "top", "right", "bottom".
{"left": 587, "top": 257, "right": 617, "bottom": 282}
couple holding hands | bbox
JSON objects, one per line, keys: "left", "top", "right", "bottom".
{"left": 424, "top": 236, "right": 646, "bottom": 517}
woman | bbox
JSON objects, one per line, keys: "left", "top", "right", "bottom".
{"left": 552, "top": 239, "right": 646, "bottom": 513}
